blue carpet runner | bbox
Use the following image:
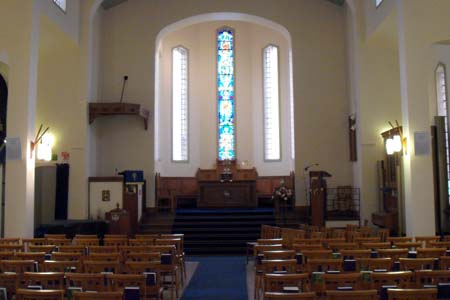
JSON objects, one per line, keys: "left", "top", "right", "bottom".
{"left": 181, "top": 256, "right": 248, "bottom": 300}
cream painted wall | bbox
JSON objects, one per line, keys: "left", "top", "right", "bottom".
{"left": 155, "top": 21, "right": 293, "bottom": 177}
{"left": 364, "top": 0, "right": 396, "bottom": 38}
{"left": 95, "top": 0, "right": 352, "bottom": 207}
{"left": 36, "top": 15, "right": 86, "bottom": 219}
{"left": 0, "top": 1, "right": 37, "bottom": 237}
{"left": 38, "top": 0, "right": 80, "bottom": 43}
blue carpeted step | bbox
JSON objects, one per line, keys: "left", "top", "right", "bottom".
{"left": 172, "top": 208, "right": 275, "bottom": 255}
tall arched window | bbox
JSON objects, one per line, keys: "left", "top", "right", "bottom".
{"left": 263, "top": 45, "right": 281, "bottom": 161}
{"left": 172, "top": 46, "right": 188, "bottom": 162}
{"left": 435, "top": 63, "right": 450, "bottom": 200}
{"left": 217, "top": 27, "right": 235, "bottom": 161}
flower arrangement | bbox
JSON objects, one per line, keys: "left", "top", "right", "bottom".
{"left": 272, "top": 185, "right": 293, "bottom": 201}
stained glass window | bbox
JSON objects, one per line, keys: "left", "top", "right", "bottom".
{"left": 435, "top": 64, "right": 450, "bottom": 201}
{"left": 217, "top": 27, "right": 235, "bottom": 161}
{"left": 53, "top": 0, "right": 66, "bottom": 12}
{"left": 263, "top": 45, "right": 281, "bottom": 160}
{"left": 172, "top": 46, "right": 189, "bottom": 161}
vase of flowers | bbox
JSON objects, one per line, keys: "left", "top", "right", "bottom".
{"left": 272, "top": 182, "right": 293, "bottom": 225}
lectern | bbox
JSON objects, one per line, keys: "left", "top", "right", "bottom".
{"left": 105, "top": 205, "right": 131, "bottom": 235}
{"left": 310, "top": 171, "right": 332, "bottom": 226}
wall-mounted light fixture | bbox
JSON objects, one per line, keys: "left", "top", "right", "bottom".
{"left": 383, "top": 120, "right": 407, "bottom": 155}
{"left": 30, "top": 124, "right": 50, "bottom": 159}
{"left": 37, "top": 132, "right": 55, "bottom": 161}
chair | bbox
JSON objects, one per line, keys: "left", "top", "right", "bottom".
{"left": 387, "top": 288, "right": 437, "bottom": 300}
{"left": 0, "top": 237, "right": 21, "bottom": 244}
{"left": 21, "top": 272, "right": 65, "bottom": 290}
{"left": 74, "top": 238, "right": 99, "bottom": 247}
{"left": 370, "top": 271, "right": 414, "bottom": 290}
{"left": 125, "top": 261, "right": 178, "bottom": 300}
{"left": 103, "top": 237, "right": 128, "bottom": 247}
{"left": 417, "top": 247, "right": 446, "bottom": 258}
{"left": 263, "top": 292, "right": 316, "bottom": 300}
{"left": 135, "top": 234, "right": 160, "bottom": 239}
{"left": 378, "top": 248, "right": 409, "bottom": 261}
{"left": 429, "top": 241, "right": 450, "bottom": 249}
{"left": 321, "top": 238, "right": 346, "bottom": 249}
{"left": 0, "top": 272, "right": 18, "bottom": 299}
{"left": 44, "top": 234, "right": 67, "bottom": 239}
{"left": 355, "top": 237, "right": 381, "bottom": 246}
{"left": 126, "top": 252, "right": 160, "bottom": 262}
{"left": 306, "top": 259, "right": 342, "bottom": 273}
{"left": 0, "top": 259, "right": 36, "bottom": 273}
{"left": 327, "top": 242, "right": 358, "bottom": 251}
{"left": 72, "top": 291, "right": 123, "bottom": 300}
{"left": 322, "top": 272, "right": 363, "bottom": 291}
{"left": 83, "top": 260, "right": 121, "bottom": 273}
{"left": 0, "top": 251, "right": 16, "bottom": 260}
{"left": 88, "top": 246, "right": 117, "bottom": 254}
{"left": 301, "top": 250, "right": 333, "bottom": 262}
{"left": 340, "top": 249, "right": 371, "bottom": 259}
{"left": 0, "top": 244, "right": 24, "bottom": 252}
{"left": 51, "top": 251, "right": 84, "bottom": 261}
{"left": 257, "top": 238, "right": 284, "bottom": 245}
{"left": 74, "top": 234, "right": 98, "bottom": 239}
{"left": 29, "top": 245, "right": 56, "bottom": 254}
{"left": 128, "top": 238, "right": 154, "bottom": 246}
{"left": 15, "top": 288, "right": 64, "bottom": 300}
{"left": 256, "top": 259, "right": 298, "bottom": 300}
{"left": 440, "top": 256, "right": 450, "bottom": 270}
{"left": 356, "top": 258, "right": 392, "bottom": 271}
{"left": 104, "top": 234, "right": 128, "bottom": 239}
{"left": 16, "top": 252, "right": 46, "bottom": 264}
{"left": 254, "top": 244, "right": 284, "bottom": 257}
{"left": 399, "top": 258, "right": 434, "bottom": 271}
{"left": 45, "top": 238, "right": 71, "bottom": 246}
{"left": 41, "top": 260, "right": 81, "bottom": 272}
{"left": 262, "top": 250, "right": 296, "bottom": 260}
{"left": 387, "top": 237, "right": 413, "bottom": 243}
{"left": 292, "top": 244, "right": 324, "bottom": 252}
{"left": 325, "top": 289, "right": 378, "bottom": 300}
{"left": 106, "top": 273, "right": 164, "bottom": 300}
{"left": 88, "top": 252, "right": 121, "bottom": 262}
{"left": 415, "top": 236, "right": 440, "bottom": 247}
{"left": 361, "top": 242, "right": 391, "bottom": 249}
{"left": 415, "top": 270, "right": 450, "bottom": 288}
{"left": 394, "top": 242, "right": 422, "bottom": 250}
{"left": 22, "top": 238, "right": 46, "bottom": 251}
{"left": 263, "top": 273, "right": 310, "bottom": 293}
{"left": 58, "top": 245, "right": 86, "bottom": 254}
{"left": 65, "top": 272, "right": 107, "bottom": 291}
{"left": 292, "top": 238, "right": 321, "bottom": 245}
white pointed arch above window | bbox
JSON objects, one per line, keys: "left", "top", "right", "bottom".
{"left": 263, "top": 44, "right": 281, "bottom": 161}
{"left": 172, "top": 46, "right": 189, "bottom": 162}
{"left": 52, "top": 0, "right": 66, "bottom": 12}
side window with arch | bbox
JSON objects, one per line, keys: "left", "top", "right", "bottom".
{"left": 172, "top": 46, "right": 189, "bottom": 162}
{"left": 263, "top": 44, "right": 281, "bottom": 161}
{"left": 435, "top": 63, "right": 450, "bottom": 201}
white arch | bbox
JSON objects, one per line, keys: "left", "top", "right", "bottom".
{"left": 153, "top": 12, "right": 294, "bottom": 164}
{"left": 155, "top": 12, "right": 292, "bottom": 48}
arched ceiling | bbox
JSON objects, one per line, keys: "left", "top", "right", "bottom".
{"left": 100, "top": 0, "right": 345, "bottom": 10}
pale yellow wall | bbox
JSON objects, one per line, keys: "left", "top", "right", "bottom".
{"left": 0, "top": 0, "right": 36, "bottom": 237}
{"left": 155, "top": 21, "right": 293, "bottom": 177}
{"left": 95, "top": 0, "right": 352, "bottom": 207}
{"left": 364, "top": 0, "right": 396, "bottom": 38}
{"left": 36, "top": 15, "right": 87, "bottom": 219}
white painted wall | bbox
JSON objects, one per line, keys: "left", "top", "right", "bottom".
{"left": 36, "top": 15, "right": 86, "bottom": 219}
{"left": 95, "top": 0, "right": 352, "bottom": 207}
{"left": 155, "top": 21, "right": 293, "bottom": 177}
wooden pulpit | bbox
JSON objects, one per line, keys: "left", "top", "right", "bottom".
{"left": 310, "top": 171, "right": 332, "bottom": 226}
{"left": 105, "top": 205, "right": 131, "bottom": 235}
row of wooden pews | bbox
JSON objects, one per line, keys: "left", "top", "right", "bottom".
{"left": 249, "top": 224, "right": 450, "bottom": 300}
{"left": 0, "top": 233, "right": 186, "bottom": 300}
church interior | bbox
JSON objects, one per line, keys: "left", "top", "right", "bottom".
{"left": 1, "top": 0, "right": 450, "bottom": 299}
